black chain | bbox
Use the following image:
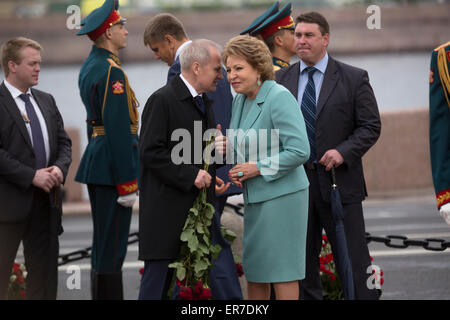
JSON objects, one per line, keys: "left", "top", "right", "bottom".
{"left": 365, "top": 233, "right": 450, "bottom": 251}
{"left": 58, "top": 232, "right": 139, "bottom": 266}
{"left": 58, "top": 206, "right": 450, "bottom": 266}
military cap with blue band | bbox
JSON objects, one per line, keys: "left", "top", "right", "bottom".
{"left": 240, "top": 1, "right": 279, "bottom": 35}
{"left": 250, "top": 3, "right": 294, "bottom": 39}
{"left": 77, "top": 0, "right": 126, "bottom": 41}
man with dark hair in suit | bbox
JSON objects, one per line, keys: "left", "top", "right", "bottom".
{"left": 0, "top": 37, "right": 72, "bottom": 299}
{"left": 276, "top": 12, "right": 381, "bottom": 300}
{"left": 143, "top": 14, "right": 242, "bottom": 300}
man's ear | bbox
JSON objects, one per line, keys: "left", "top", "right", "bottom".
{"left": 192, "top": 61, "right": 201, "bottom": 75}
{"left": 164, "top": 34, "right": 176, "bottom": 47}
{"left": 7, "top": 60, "right": 17, "bottom": 74}
{"left": 104, "top": 27, "right": 113, "bottom": 40}
{"left": 274, "top": 34, "right": 284, "bottom": 47}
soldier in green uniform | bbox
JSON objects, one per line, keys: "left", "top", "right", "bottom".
{"left": 240, "top": 2, "right": 296, "bottom": 71}
{"left": 75, "top": 0, "right": 139, "bottom": 299}
{"left": 429, "top": 41, "right": 450, "bottom": 225}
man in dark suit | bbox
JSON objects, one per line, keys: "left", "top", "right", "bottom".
{"left": 276, "top": 12, "right": 381, "bottom": 300}
{"left": 143, "top": 14, "right": 242, "bottom": 300}
{"left": 139, "top": 39, "right": 231, "bottom": 299}
{"left": 0, "top": 37, "right": 72, "bottom": 299}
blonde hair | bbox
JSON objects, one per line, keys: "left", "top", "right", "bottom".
{"left": 222, "top": 35, "right": 274, "bottom": 82}
{"left": 1, "top": 37, "right": 42, "bottom": 77}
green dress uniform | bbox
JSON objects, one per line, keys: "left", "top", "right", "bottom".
{"left": 429, "top": 41, "right": 450, "bottom": 210}
{"left": 75, "top": 0, "right": 139, "bottom": 299}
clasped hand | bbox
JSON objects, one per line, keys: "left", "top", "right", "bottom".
{"left": 32, "top": 166, "right": 63, "bottom": 193}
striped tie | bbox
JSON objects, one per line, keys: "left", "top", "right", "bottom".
{"left": 300, "top": 67, "right": 317, "bottom": 163}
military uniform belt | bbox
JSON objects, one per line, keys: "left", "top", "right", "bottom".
{"left": 92, "top": 124, "right": 139, "bottom": 138}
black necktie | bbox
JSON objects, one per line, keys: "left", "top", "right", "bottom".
{"left": 300, "top": 67, "right": 317, "bottom": 163}
{"left": 19, "top": 93, "right": 46, "bottom": 169}
{"left": 194, "top": 95, "right": 205, "bottom": 114}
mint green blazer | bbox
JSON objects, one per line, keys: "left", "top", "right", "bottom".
{"left": 229, "top": 80, "right": 310, "bottom": 204}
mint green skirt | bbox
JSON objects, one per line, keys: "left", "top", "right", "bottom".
{"left": 242, "top": 188, "right": 308, "bottom": 283}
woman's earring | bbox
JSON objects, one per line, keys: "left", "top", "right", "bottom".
{"left": 257, "top": 78, "right": 261, "bottom": 87}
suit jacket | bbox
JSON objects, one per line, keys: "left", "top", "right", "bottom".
{"left": 168, "top": 57, "right": 241, "bottom": 197}
{"left": 229, "top": 80, "right": 310, "bottom": 204}
{"left": 0, "top": 82, "right": 72, "bottom": 223}
{"left": 276, "top": 56, "right": 381, "bottom": 204}
{"left": 139, "top": 75, "right": 217, "bottom": 260}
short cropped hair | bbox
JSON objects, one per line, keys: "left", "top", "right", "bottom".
{"left": 1, "top": 37, "right": 42, "bottom": 77}
{"left": 295, "top": 12, "right": 330, "bottom": 35}
{"left": 222, "top": 35, "right": 274, "bottom": 82}
{"left": 143, "top": 13, "right": 188, "bottom": 45}
{"left": 179, "top": 39, "right": 220, "bottom": 72}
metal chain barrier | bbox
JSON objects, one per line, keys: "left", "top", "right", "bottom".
{"left": 365, "top": 233, "right": 450, "bottom": 252}
{"left": 58, "top": 205, "right": 449, "bottom": 266}
{"left": 58, "top": 232, "right": 139, "bottom": 266}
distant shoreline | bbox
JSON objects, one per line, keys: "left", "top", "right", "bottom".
{"left": 0, "top": 3, "right": 449, "bottom": 65}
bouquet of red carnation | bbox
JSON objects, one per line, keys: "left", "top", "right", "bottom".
{"left": 319, "top": 235, "right": 383, "bottom": 300}
{"left": 6, "top": 262, "right": 27, "bottom": 300}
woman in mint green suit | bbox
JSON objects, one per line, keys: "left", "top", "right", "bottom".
{"left": 218, "top": 35, "right": 310, "bottom": 300}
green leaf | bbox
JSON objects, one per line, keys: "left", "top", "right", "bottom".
{"left": 176, "top": 266, "right": 186, "bottom": 282}
{"left": 198, "top": 243, "right": 209, "bottom": 254}
{"left": 196, "top": 222, "right": 205, "bottom": 234}
{"left": 194, "top": 259, "right": 209, "bottom": 274}
{"left": 189, "top": 207, "right": 199, "bottom": 217}
{"left": 188, "top": 235, "right": 199, "bottom": 252}
{"left": 180, "top": 229, "right": 194, "bottom": 242}
{"left": 221, "top": 227, "right": 237, "bottom": 243}
{"left": 211, "top": 244, "right": 222, "bottom": 260}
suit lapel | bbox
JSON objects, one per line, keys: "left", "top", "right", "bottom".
{"left": 316, "top": 57, "right": 339, "bottom": 118}
{"left": 32, "top": 89, "right": 54, "bottom": 158}
{"left": 283, "top": 62, "right": 300, "bottom": 98}
{"left": 0, "top": 82, "right": 33, "bottom": 150}
{"left": 236, "top": 80, "right": 275, "bottom": 145}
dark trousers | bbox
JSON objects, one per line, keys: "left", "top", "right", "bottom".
{"left": 87, "top": 184, "right": 132, "bottom": 299}
{"left": 0, "top": 189, "right": 58, "bottom": 300}
{"left": 300, "top": 168, "right": 378, "bottom": 300}
{"left": 209, "top": 196, "right": 243, "bottom": 300}
{"left": 138, "top": 196, "right": 242, "bottom": 300}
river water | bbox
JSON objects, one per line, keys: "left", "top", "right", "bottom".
{"left": 1, "top": 51, "right": 431, "bottom": 152}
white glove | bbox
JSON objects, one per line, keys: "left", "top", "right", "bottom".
{"left": 439, "top": 203, "right": 450, "bottom": 226}
{"left": 117, "top": 192, "right": 138, "bottom": 208}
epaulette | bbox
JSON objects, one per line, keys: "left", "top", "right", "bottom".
{"left": 434, "top": 41, "right": 450, "bottom": 52}
{"left": 107, "top": 54, "right": 122, "bottom": 67}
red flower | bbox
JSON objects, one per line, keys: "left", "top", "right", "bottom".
{"left": 19, "top": 290, "right": 26, "bottom": 299}
{"left": 235, "top": 263, "right": 244, "bottom": 277}
{"left": 176, "top": 278, "right": 186, "bottom": 287}
{"left": 329, "top": 274, "right": 336, "bottom": 281}
{"left": 179, "top": 286, "right": 193, "bottom": 300}
{"left": 198, "top": 287, "right": 212, "bottom": 300}
{"left": 139, "top": 268, "right": 144, "bottom": 276}
{"left": 380, "top": 278, "right": 384, "bottom": 286}
{"left": 13, "top": 263, "right": 21, "bottom": 275}
{"left": 194, "top": 280, "right": 204, "bottom": 295}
